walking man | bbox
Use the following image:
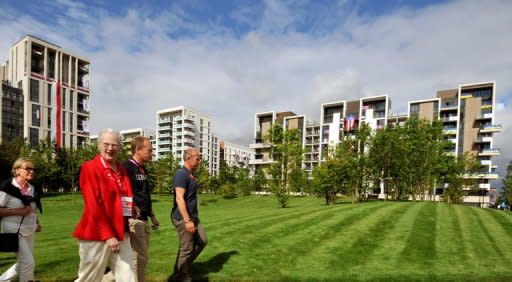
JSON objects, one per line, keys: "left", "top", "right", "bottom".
{"left": 170, "top": 148, "right": 207, "bottom": 281}
{"left": 125, "top": 136, "right": 160, "bottom": 282}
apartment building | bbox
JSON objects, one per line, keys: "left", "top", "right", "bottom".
{"left": 120, "top": 128, "right": 155, "bottom": 157}
{"left": 304, "top": 121, "right": 320, "bottom": 176}
{"left": 219, "top": 141, "right": 254, "bottom": 170}
{"left": 249, "top": 111, "right": 296, "bottom": 172}
{"left": 3, "top": 35, "right": 91, "bottom": 148}
{"left": 1, "top": 81, "right": 24, "bottom": 141}
{"left": 156, "top": 106, "right": 219, "bottom": 175}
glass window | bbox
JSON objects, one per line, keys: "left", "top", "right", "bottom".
{"left": 30, "top": 79, "right": 39, "bottom": 102}
{"left": 62, "top": 88, "right": 67, "bottom": 110}
{"left": 62, "top": 111, "right": 67, "bottom": 132}
{"left": 30, "top": 128, "right": 39, "bottom": 147}
{"left": 47, "top": 84, "right": 52, "bottom": 106}
{"left": 32, "top": 104, "right": 40, "bottom": 126}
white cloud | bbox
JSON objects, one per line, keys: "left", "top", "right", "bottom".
{"left": 0, "top": 0, "right": 511, "bottom": 182}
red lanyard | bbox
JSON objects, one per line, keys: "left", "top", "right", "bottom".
{"left": 129, "top": 158, "right": 146, "bottom": 174}
{"left": 100, "top": 157, "right": 128, "bottom": 195}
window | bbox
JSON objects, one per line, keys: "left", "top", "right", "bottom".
{"left": 47, "top": 84, "right": 52, "bottom": 106}
{"left": 62, "top": 88, "right": 67, "bottom": 110}
{"left": 62, "top": 111, "right": 67, "bottom": 132}
{"left": 30, "top": 128, "right": 39, "bottom": 147}
{"left": 30, "top": 79, "right": 39, "bottom": 102}
{"left": 32, "top": 104, "right": 40, "bottom": 126}
{"left": 410, "top": 104, "right": 419, "bottom": 114}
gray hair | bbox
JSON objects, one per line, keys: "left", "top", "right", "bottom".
{"left": 183, "top": 148, "right": 199, "bottom": 161}
{"left": 97, "top": 128, "right": 122, "bottom": 145}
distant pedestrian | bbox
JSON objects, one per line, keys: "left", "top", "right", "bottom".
{"left": 170, "top": 148, "right": 207, "bottom": 281}
{"left": 73, "top": 128, "right": 135, "bottom": 282}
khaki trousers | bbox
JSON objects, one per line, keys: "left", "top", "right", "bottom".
{"left": 172, "top": 218, "right": 207, "bottom": 279}
{"left": 130, "top": 219, "right": 150, "bottom": 282}
{"left": 74, "top": 234, "right": 134, "bottom": 282}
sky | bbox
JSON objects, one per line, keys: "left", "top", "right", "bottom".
{"left": 0, "top": 0, "right": 511, "bottom": 185}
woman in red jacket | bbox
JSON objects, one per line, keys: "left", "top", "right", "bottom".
{"left": 73, "top": 128, "right": 134, "bottom": 282}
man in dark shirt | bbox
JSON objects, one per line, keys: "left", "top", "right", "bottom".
{"left": 124, "top": 136, "right": 160, "bottom": 282}
{"left": 170, "top": 148, "right": 207, "bottom": 281}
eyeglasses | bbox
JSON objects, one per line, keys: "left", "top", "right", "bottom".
{"left": 22, "top": 167, "right": 36, "bottom": 172}
{"left": 102, "top": 143, "right": 120, "bottom": 149}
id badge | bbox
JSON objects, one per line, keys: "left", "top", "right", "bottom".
{"left": 121, "top": 196, "right": 133, "bottom": 217}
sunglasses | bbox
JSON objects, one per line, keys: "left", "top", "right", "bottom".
{"left": 22, "top": 167, "right": 37, "bottom": 172}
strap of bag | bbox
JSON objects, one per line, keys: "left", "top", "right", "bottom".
{"left": 16, "top": 216, "right": 25, "bottom": 234}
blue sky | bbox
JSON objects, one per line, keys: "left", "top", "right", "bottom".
{"left": 0, "top": 0, "right": 511, "bottom": 182}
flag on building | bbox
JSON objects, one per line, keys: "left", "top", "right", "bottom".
{"left": 344, "top": 114, "right": 356, "bottom": 132}
{"left": 51, "top": 81, "right": 62, "bottom": 149}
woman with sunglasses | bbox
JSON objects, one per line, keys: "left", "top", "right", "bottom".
{"left": 0, "top": 158, "right": 43, "bottom": 282}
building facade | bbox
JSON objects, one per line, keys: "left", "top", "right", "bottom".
{"left": 219, "top": 141, "right": 254, "bottom": 169}
{"left": 4, "top": 35, "right": 91, "bottom": 148}
{"left": 156, "top": 105, "right": 219, "bottom": 175}
{"left": 1, "top": 81, "right": 24, "bottom": 141}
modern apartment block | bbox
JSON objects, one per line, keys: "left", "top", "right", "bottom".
{"left": 156, "top": 106, "right": 219, "bottom": 175}
{"left": 304, "top": 121, "right": 320, "bottom": 175}
{"left": 219, "top": 141, "right": 255, "bottom": 169}
{"left": 249, "top": 111, "right": 296, "bottom": 172}
{"left": 1, "top": 80, "right": 24, "bottom": 141}
{"left": 120, "top": 128, "right": 155, "bottom": 157}
{"left": 3, "top": 35, "right": 91, "bottom": 148}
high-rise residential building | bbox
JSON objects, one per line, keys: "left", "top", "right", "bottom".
{"left": 249, "top": 111, "right": 296, "bottom": 172}
{"left": 3, "top": 35, "right": 91, "bottom": 148}
{"left": 156, "top": 106, "right": 218, "bottom": 175}
{"left": 120, "top": 128, "right": 155, "bottom": 157}
{"left": 219, "top": 141, "right": 254, "bottom": 170}
{"left": 250, "top": 82, "right": 500, "bottom": 206}
{"left": 1, "top": 81, "right": 24, "bottom": 141}
{"left": 424, "top": 81, "right": 499, "bottom": 206}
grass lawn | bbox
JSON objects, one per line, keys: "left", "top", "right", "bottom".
{"left": 1, "top": 194, "right": 512, "bottom": 281}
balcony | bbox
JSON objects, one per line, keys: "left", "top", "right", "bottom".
{"left": 441, "top": 103, "right": 458, "bottom": 110}
{"left": 479, "top": 183, "right": 491, "bottom": 190}
{"left": 158, "top": 118, "right": 171, "bottom": 124}
{"left": 441, "top": 116, "right": 458, "bottom": 122}
{"left": 474, "top": 136, "right": 492, "bottom": 143}
{"left": 463, "top": 173, "right": 498, "bottom": 180}
{"left": 479, "top": 148, "right": 500, "bottom": 156}
{"left": 480, "top": 124, "right": 501, "bottom": 133}
{"left": 248, "top": 159, "right": 274, "bottom": 165}
{"left": 475, "top": 113, "right": 493, "bottom": 121}
{"left": 250, "top": 143, "right": 271, "bottom": 149}
{"left": 443, "top": 127, "right": 457, "bottom": 135}
{"left": 480, "top": 160, "right": 492, "bottom": 166}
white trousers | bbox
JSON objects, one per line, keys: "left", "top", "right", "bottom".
{"left": 74, "top": 234, "right": 134, "bottom": 282}
{"left": 0, "top": 233, "right": 35, "bottom": 282}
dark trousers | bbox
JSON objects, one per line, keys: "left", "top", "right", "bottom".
{"left": 171, "top": 218, "right": 207, "bottom": 280}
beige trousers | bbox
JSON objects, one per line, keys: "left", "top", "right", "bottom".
{"left": 74, "top": 234, "right": 134, "bottom": 282}
{"left": 0, "top": 233, "right": 35, "bottom": 282}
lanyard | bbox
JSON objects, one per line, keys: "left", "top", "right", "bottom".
{"left": 100, "top": 157, "right": 128, "bottom": 195}
{"left": 129, "top": 158, "right": 146, "bottom": 174}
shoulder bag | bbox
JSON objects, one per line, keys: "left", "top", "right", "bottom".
{"left": 0, "top": 216, "right": 25, "bottom": 252}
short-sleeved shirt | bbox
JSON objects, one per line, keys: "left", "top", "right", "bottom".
{"left": 171, "top": 166, "right": 199, "bottom": 221}
{"left": 0, "top": 179, "right": 38, "bottom": 236}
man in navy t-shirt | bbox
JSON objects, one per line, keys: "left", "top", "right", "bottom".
{"left": 170, "top": 148, "right": 207, "bottom": 281}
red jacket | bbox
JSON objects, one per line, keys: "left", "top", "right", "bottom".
{"left": 73, "top": 155, "right": 133, "bottom": 241}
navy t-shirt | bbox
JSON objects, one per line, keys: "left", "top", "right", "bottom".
{"left": 171, "top": 166, "right": 199, "bottom": 221}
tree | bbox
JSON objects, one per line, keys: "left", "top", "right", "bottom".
{"left": 0, "top": 138, "right": 26, "bottom": 182}
{"left": 147, "top": 154, "right": 179, "bottom": 199}
{"left": 500, "top": 160, "right": 512, "bottom": 208}
{"left": 19, "top": 140, "right": 60, "bottom": 191}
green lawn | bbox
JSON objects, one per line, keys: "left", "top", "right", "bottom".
{"left": 1, "top": 194, "right": 512, "bottom": 281}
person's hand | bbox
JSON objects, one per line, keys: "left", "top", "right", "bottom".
{"left": 151, "top": 215, "right": 160, "bottom": 230}
{"left": 35, "top": 223, "right": 42, "bottom": 232}
{"left": 17, "top": 206, "right": 33, "bottom": 216}
{"left": 106, "top": 237, "right": 120, "bottom": 253}
{"left": 185, "top": 221, "right": 195, "bottom": 233}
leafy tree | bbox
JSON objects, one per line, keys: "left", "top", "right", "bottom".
{"left": 147, "top": 154, "right": 179, "bottom": 199}
{"left": 0, "top": 138, "right": 26, "bottom": 182}
{"left": 19, "top": 140, "right": 60, "bottom": 191}
{"left": 500, "top": 160, "right": 512, "bottom": 208}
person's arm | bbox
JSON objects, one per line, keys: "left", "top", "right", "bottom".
{"left": 0, "top": 206, "right": 32, "bottom": 217}
{"left": 0, "top": 191, "right": 33, "bottom": 217}
{"left": 175, "top": 187, "right": 195, "bottom": 233}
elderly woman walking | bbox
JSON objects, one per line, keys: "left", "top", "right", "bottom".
{"left": 0, "top": 158, "right": 43, "bottom": 282}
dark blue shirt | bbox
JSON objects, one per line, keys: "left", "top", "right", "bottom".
{"left": 171, "top": 166, "right": 199, "bottom": 221}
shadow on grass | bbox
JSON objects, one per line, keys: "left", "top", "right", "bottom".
{"left": 167, "top": 250, "right": 239, "bottom": 281}
{"left": 0, "top": 255, "right": 16, "bottom": 268}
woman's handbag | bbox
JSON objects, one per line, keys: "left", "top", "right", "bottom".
{"left": 0, "top": 216, "right": 25, "bottom": 252}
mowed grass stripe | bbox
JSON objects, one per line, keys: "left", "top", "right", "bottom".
{"left": 290, "top": 202, "right": 406, "bottom": 279}
{"left": 399, "top": 202, "right": 437, "bottom": 268}
{"left": 208, "top": 202, "right": 387, "bottom": 279}
{"left": 351, "top": 202, "right": 425, "bottom": 278}
{"left": 469, "top": 208, "right": 511, "bottom": 265}
{"left": 434, "top": 203, "right": 469, "bottom": 273}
